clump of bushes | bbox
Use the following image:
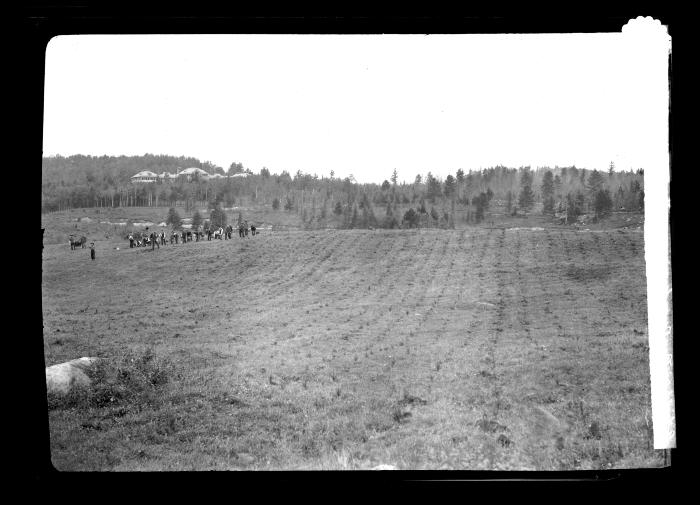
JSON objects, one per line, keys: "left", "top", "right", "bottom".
{"left": 47, "top": 347, "right": 175, "bottom": 411}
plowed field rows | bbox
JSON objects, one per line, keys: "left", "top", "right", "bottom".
{"left": 42, "top": 228, "right": 662, "bottom": 470}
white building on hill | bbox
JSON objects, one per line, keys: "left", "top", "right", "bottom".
{"left": 131, "top": 170, "right": 159, "bottom": 183}
{"left": 177, "top": 167, "right": 211, "bottom": 182}
{"left": 132, "top": 167, "right": 230, "bottom": 183}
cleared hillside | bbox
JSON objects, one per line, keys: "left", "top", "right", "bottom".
{"left": 41, "top": 224, "right": 661, "bottom": 470}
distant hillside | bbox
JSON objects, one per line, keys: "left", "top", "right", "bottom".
{"left": 41, "top": 154, "right": 231, "bottom": 211}
{"left": 42, "top": 154, "right": 225, "bottom": 188}
{"left": 41, "top": 156, "right": 644, "bottom": 231}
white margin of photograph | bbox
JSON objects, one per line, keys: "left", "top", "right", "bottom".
{"left": 628, "top": 17, "right": 676, "bottom": 449}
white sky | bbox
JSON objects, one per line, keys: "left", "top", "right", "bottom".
{"left": 43, "top": 26, "right": 669, "bottom": 184}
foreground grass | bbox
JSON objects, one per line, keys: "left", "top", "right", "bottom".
{"left": 42, "top": 226, "right": 663, "bottom": 470}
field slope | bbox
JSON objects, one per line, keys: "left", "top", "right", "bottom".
{"left": 42, "top": 226, "right": 663, "bottom": 470}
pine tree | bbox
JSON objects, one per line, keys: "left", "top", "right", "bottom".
{"left": 383, "top": 202, "right": 397, "bottom": 228}
{"left": 425, "top": 172, "right": 441, "bottom": 203}
{"left": 209, "top": 203, "right": 227, "bottom": 228}
{"left": 474, "top": 194, "right": 485, "bottom": 223}
{"left": 586, "top": 170, "right": 605, "bottom": 199}
{"left": 166, "top": 207, "right": 182, "bottom": 229}
{"left": 576, "top": 191, "right": 586, "bottom": 214}
{"left": 350, "top": 205, "right": 359, "bottom": 228}
{"left": 443, "top": 175, "right": 456, "bottom": 198}
{"left": 517, "top": 168, "right": 535, "bottom": 212}
{"left": 465, "top": 172, "right": 476, "bottom": 196}
{"left": 192, "top": 210, "right": 203, "bottom": 228}
{"left": 593, "top": 189, "right": 613, "bottom": 219}
{"left": 614, "top": 186, "right": 625, "bottom": 209}
{"left": 565, "top": 192, "right": 578, "bottom": 223}
{"left": 541, "top": 170, "right": 555, "bottom": 214}
{"left": 518, "top": 186, "right": 535, "bottom": 212}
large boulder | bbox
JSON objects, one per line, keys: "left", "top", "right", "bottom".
{"left": 371, "top": 464, "right": 399, "bottom": 470}
{"left": 45, "top": 357, "right": 100, "bottom": 395}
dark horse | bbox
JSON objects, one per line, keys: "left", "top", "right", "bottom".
{"left": 69, "top": 235, "right": 87, "bottom": 250}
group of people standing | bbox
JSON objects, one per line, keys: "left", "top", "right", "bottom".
{"left": 127, "top": 221, "right": 258, "bottom": 251}
{"left": 128, "top": 229, "right": 169, "bottom": 249}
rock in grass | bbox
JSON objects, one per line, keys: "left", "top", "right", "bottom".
{"left": 372, "top": 464, "right": 399, "bottom": 470}
{"left": 45, "top": 357, "right": 100, "bottom": 395}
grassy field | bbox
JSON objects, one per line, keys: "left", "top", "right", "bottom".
{"left": 41, "top": 208, "right": 661, "bottom": 471}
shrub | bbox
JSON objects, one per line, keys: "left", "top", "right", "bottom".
{"left": 402, "top": 208, "right": 420, "bottom": 228}
{"left": 47, "top": 348, "right": 174, "bottom": 411}
{"left": 383, "top": 216, "right": 399, "bottom": 229}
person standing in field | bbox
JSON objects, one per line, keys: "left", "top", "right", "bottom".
{"left": 128, "top": 233, "right": 134, "bottom": 248}
{"left": 90, "top": 242, "right": 95, "bottom": 261}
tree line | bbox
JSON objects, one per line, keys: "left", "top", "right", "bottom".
{"left": 42, "top": 155, "right": 644, "bottom": 228}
